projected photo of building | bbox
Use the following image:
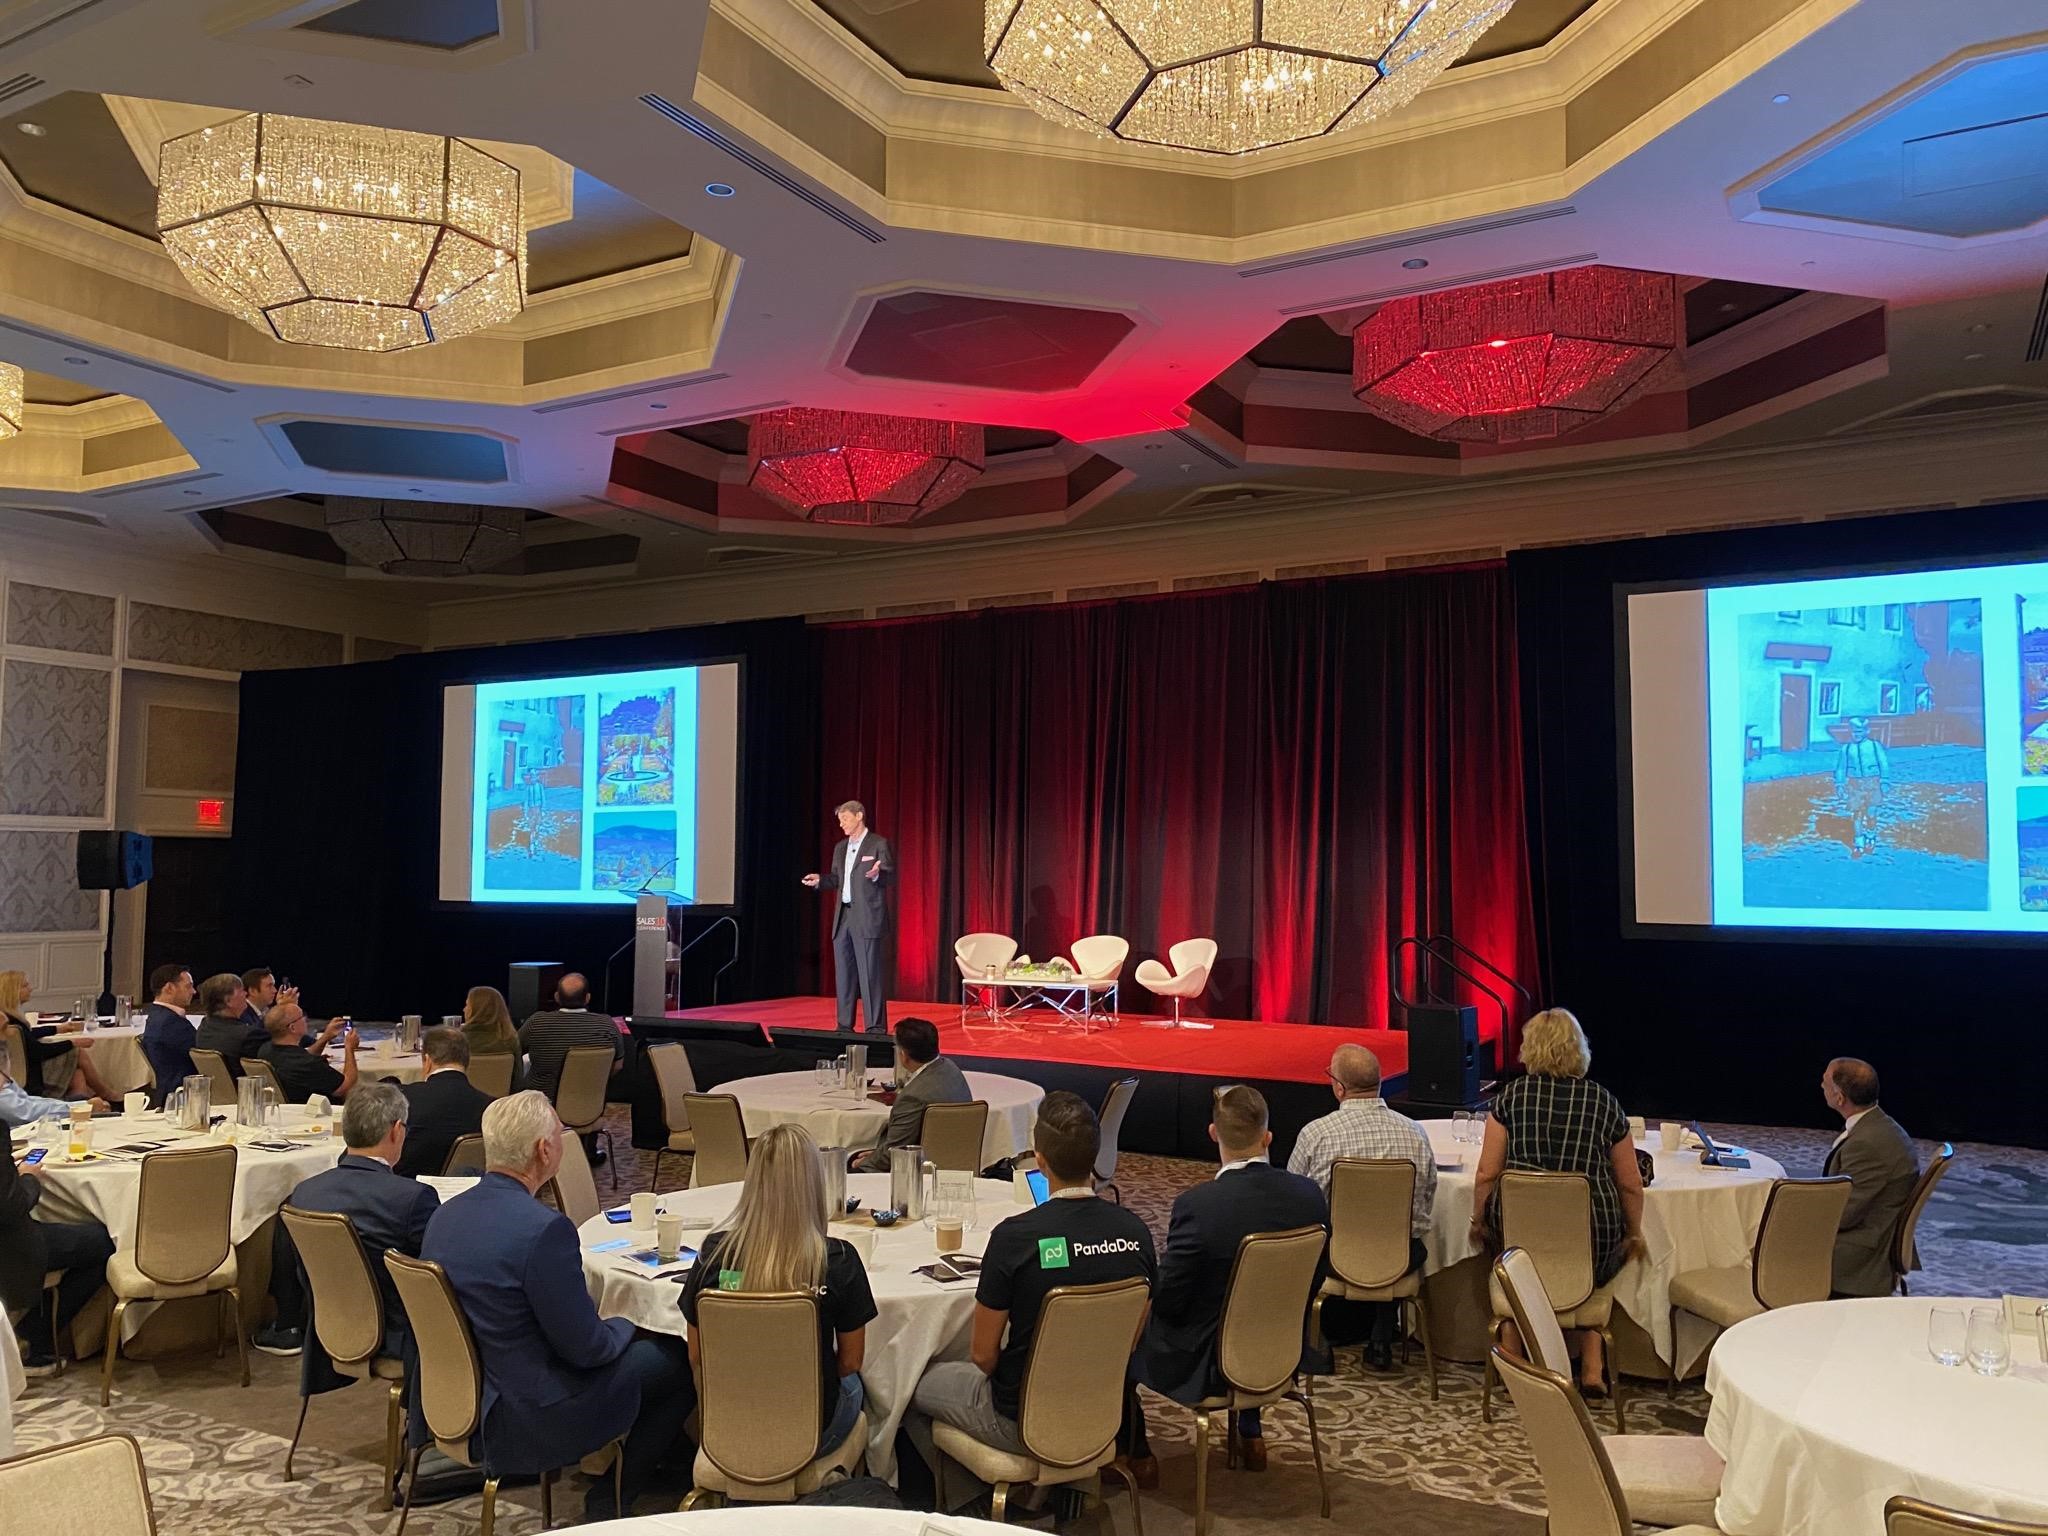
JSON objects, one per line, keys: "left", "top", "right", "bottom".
{"left": 2019, "top": 594, "right": 2048, "bottom": 776}
{"left": 597, "top": 688, "right": 675, "bottom": 807}
{"left": 1735, "top": 601, "right": 1985, "bottom": 910}
{"left": 482, "top": 695, "right": 585, "bottom": 890}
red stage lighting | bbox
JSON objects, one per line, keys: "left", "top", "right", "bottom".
{"left": 1351, "top": 266, "right": 1681, "bottom": 444}
{"left": 747, "top": 408, "right": 985, "bottom": 527}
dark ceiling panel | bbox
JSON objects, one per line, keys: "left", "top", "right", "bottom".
{"left": 299, "top": 0, "right": 499, "bottom": 49}
{"left": 1686, "top": 279, "right": 1804, "bottom": 344}
{"left": 528, "top": 171, "right": 694, "bottom": 291}
{"left": 280, "top": 420, "right": 509, "bottom": 481}
{"left": 1249, "top": 315, "right": 1354, "bottom": 373}
{"left": 0, "top": 91, "right": 159, "bottom": 238}
{"left": 847, "top": 292, "right": 1135, "bottom": 391}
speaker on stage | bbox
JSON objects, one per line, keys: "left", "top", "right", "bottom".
{"left": 1403, "top": 1002, "right": 1479, "bottom": 1107}
{"left": 77, "top": 830, "right": 153, "bottom": 891}
{"left": 507, "top": 961, "right": 567, "bottom": 1022}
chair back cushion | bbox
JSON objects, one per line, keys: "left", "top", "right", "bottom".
{"left": 1495, "top": 1248, "right": 1573, "bottom": 1375}
{"left": 468, "top": 1053, "right": 516, "bottom": 1100}
{"left": 0, "top": 1432, "right": 155, "bottom": 1536}
{"left": 191, "top": 1048, "right": 238, "bottom": 1101}
{"left": 244, "top": 1058, "right": 283, "bottom": 1096}
{"left": 1218, "top": 1225, "right": 1326, "bottom": 1398}
{"left": 1327, "top": 1159, "right": 1416, "bottom": 1289}
{"left": 548, "top": 1130, "right": 602, "bottom": 1227}
{"left": 1492, "top": 1347, "right": 1631, "bottom": 1536}
{"left": 955, "top": 933, "right": 1019, "bottom": 978}
{"left": 1020, "top": 1277, "right": 1150, "bottom": 1468}
{"left": 384, "top": 1254, "right": 481, "bottom": 1447}
{"left": 1167, "top": 937, "right": 1219, "bottom": 979}
{"left": 1093, "top": 1077, "right": 1139, "bottom": 1182}
{"left": 1890, "top": 1144, "right": 1954, "bottom": 1280}
{"left": 136, "top": 1143, "right": 237, "bottom": 1285}
{"left": 696, "top": 1291, "right": 824, "bottom": 1486}
{"left": 684, "top": 1093, "right": 749, "bottom": 1185}
{"left": 1752, "top": 1176, "right": 1853, "bottom": 1310}
{"left": 554, "top": 1044, "right": 613, "bottom": 1130}
{"left": 921, "top": 1101, "right": 988, "bottom": 1173}
{"left": 1069, "top": 935, "right": 1129, "bottom": 981}
{"left": 646, "top": 1042, "right": 698, "bottom": 1134}
{"left": 442, "top": 1134, "right": 487, "bottom": 1176}
{"left": 282, "top": 1205, "right": 385, "bottom": 1367}
{"left": 1499, "top": 1171, "right": 1597, "bottom": 1312}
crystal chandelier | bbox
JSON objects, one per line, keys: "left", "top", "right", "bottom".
{"left": 324, "top": 498, "right": 525, "bottom": 575}
{"left": 747, "top": 409, "right": 986, "bottom": 527}
{"left": 0, "top": 362, "right": 21, "bottom": 440}
{"left": 1351, "top": 266, "right": 1681, "bottom": 444}
{"left": 983, "top": 0, "right": 1516, "bottom": 156}
{"left": 157, "top": 113, "right": 524, "bottom": 352}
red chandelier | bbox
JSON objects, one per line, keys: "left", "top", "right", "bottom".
{"left": 747, "top": 408, "right": 985, "bottom": 527}
{"left": 1351, "top": 266, "right": 1681, "bottom": 445}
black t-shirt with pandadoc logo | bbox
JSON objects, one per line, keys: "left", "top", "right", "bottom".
{"left": 977, "top": 1194, "right": 1157, "bottom": 1421}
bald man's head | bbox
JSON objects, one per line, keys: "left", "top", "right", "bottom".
{"left": 1329, "top": 1044, "right": 1383, "bottom": 1099}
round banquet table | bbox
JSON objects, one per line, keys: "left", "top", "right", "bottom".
{"left": 578, "top": 1172, "right": 1018, "bottom": 1480}
{"left": 1419, "top": 1118, "right": 1784, "bottom": 1374}
{"left": 332, "top": 1042, "right": 427, "bottom": 1084}
{"left": 587, "top": 1512, "right": 1012, "bottom": 1535}
{"left": 701, "top": 1071, "right": 1042, "bottom": 1179}
{"left": 1706, "top": 1298, "right": 2048, "bottom": 1536}
{"left": 47, "top": 1021, "right": 152, "bottom": 1095}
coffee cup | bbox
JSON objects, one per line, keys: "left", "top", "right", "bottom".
{"left": 123, "top": 1091, "right": 149, "bottom": 1117}
{"left": 1658, "top": 1121, "right": 1681, "bottom": 1152}
{"left": 1627, "top": 1115, "right": 1646, "bottom": 1141}
{"left": 656, "top": 1211, "right": 685, "bottom": 1262}
{"left": 630, "top": 1193, "right": 657, "bottom": 1227}
{"left": 936, "top": 1217, "right": 965, "bottom": 1254}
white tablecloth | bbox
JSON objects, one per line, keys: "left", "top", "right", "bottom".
{"left": 68, "top": 1023, "right": 150, "bottom": 1094}
{"left": 589, "top": 1511, "right": 1011, "bottom": 1535}
{"left": 0, "top": 1324, "right": 20, "bottom": 1459}
{"left": 578, "top": 1172, "right": 1021, "bottom": 1480}
{"left": 1421, "top": 1120, "right": 1784, "bottom": 1367}
{"left": 335, "top": 1045, "right": 426, "bottom": 1084}
{"left": 1706, "top": 1298, "right": 2048, "bottom": 1536}
{"left": 710, "top": 1071, "right": 1042, "bottom": 1171}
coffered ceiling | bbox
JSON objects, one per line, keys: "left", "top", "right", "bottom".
{"left": 0, "top": 0, "right": 2039, "bottom": 596}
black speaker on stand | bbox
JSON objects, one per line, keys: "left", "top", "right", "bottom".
{"left": 1401, "top": 1001, "right": 1481, "bottom": 1110}
{"left": 507, "top": 961, "right": 568, "bottom": 1022}
{"left": 76, "top": 831, "right": 153, "bottom": 1014}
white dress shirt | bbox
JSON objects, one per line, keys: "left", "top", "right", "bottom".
{"left": 1831, "top": 1107, "right": 1868, "bottom": 1150}
{"left": 843, "top": 828, "right": 866, "bottom": 905}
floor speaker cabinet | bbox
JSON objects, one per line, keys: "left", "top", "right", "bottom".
{"left": 1402, "top": 1002, "right": 1481, "bottom": 1108}
{"left": 507, "top": 961, "right": 568, "bottom": 1021}
{"left": 76, "top": 830, "right": 153, "bottom": 890}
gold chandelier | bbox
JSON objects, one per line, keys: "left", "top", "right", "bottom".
{"left": 157, "top": 113, "right": 524, "bottom": 352}
{"left": 984, "top": 0, "right": 1515, "bottom": 155}
{"left": 0, "top": 363, "right": 20, "bottom": 440}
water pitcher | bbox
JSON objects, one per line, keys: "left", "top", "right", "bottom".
{"left": 845, "top": 1042, "right": 869, "bottom": 1095}
{"left": 401, "top": 1014, "right": 423, "bottom": 1052}
{"left": 889, "top": 1144, "right": 929, "bottom": 1219}
{"left": 237, "top": 1075, "right": 280, "bottom": 1131}
{"left": 169, "top": 1073, "right": 211, "bottom": 1131}
{"left": 818, "top": 1145, "right": 850, "bottom": 1219}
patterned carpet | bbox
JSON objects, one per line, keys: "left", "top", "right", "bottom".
{"left": 10, "top": 1116, "right": 2042, "bottom": 1536}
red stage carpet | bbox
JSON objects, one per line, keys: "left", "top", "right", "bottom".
{"left": 667, "top": 995, "right": 1405, "bottom": 1085}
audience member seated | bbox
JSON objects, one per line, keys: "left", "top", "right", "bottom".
{"left": 139, "top": 963, "right": 198, "bottom": 1106}
{"left": 2, "top": 1119, "right": 114, "bottom": 1375}
{"left": 259, "top": 1003, "right": 357, "bottom": 1103}
{"left": 460, "top": 985, "right": 527, "bottom": 1092}
{"left": 908, "top": 1090, "right": 1156, "bottom": 1504}
{"left": 1821, "top": 1056, "right": 1920, "bottom": 1298}
{"left": 1287, "top": 1043, "right": 1436, "bottom": 1367}
{"left": 681, "top": 1123, "right": 875, "bottom": 1459}
{"left": 193, "top": 973, "right": 261, "bottom": 1076}
{"left": 854, "top": 1016, "right": 969, "bottom": 1173}
{"left": 517, "top": 973, "right": 619, "bottom": 1103}
{"left": 396, "top": 1027, "right": 493, "bottom": 1178}
{"left": 1472, "top": 1008, "right": 1644, "bottom": 1396}
{"left": 423, "top": 1091, "right": 696, "bottom": 1518}
{"left": 240, "top": 968, "right": 283, "bottom": 1030}
{"left": 255, "top": 1081, "right": 439, "bottom": 1360}
{"left": 0, "top": 1065, "right": 76, "bottom": 1129}
{"left": 1, "top": 969, "right": 113, "bottom": 1103}
{"left": 1125, "top": 1085, "right": 1326, "bottom": 1483}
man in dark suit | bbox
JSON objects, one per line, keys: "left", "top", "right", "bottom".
{"left": 1821, "top": 1057, "right": 1920, "bottom": 1297}
{"left": 139, "top": 962, "right": 197, "bottom": 1106}
{"left": 397, "top": 1026, "right": 493, "bottom": 1178}
{"left": 3, "top": 1121, "right": 115, "bottom": 1374}
{"left": 256, "top": 1081, "right": 439, "bottom": 1359}
{"left": 193, "top": 972, "right": 262, "bottom": 1077}
{"left": 803, "top": 799, "right": 894, "bottom": 1034}
{"left": 1124, "top": 1085, "right": 1328, "bottom": 1483}
{"left": 854, "top": 1017, "right": 969, "bottom": 1172}
{"left": 423, "top": 1090, "right": 694, "bottom": 1518}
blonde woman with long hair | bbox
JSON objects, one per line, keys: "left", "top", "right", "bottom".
{"left": 0, "top": 969, "right": 111, "bottom": 1104}
{"left": 461, "top": 985, "right": 526, "bottom": 1092}
{"left": 679, "top": 1123, "right": 876, "bottom": 1456}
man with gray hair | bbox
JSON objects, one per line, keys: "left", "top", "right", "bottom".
{"left": 424, "top": 1091, "right": 695, "bottom": 1518}
{"left": 396, "top": 1026, "right": 493, "bottom": 1178}
{"left": 1286, "top": 1044, "right": 1436, "bottom": 1369}
{"left": 255, "top": 1080, "right": 440, "bottom": 1359}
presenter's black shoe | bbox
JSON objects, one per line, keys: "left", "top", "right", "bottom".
{"left": 253, "top": 1323, "right": 304, "bottom": 1357}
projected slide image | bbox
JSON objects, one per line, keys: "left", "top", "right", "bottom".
{"left": 2019, "top": 595, "right": 2048, "bottom": 776}
{"left": 1735, "top": 601, "right": 1986, "bottom": 910}
{"left": 598, "top": 688, "right": 674, "bottom": 806}
{"left": 2021, "top": 788, "right": 2048, "bottom": 911}
{"left": 483, "top": 695, "right": 585, "bottom": 890}
{"left": 594, "top": 812, "right": 676, "bottom": 893}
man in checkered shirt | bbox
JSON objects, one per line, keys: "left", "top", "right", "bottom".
{"left": 1286, "top": 1044, "right": 1436, "bottom": 1368}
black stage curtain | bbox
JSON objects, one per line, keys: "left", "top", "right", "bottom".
{"left": 1513, "top": 501, "right": 2048, "bottom": 1149}
{"left": 228, "top": 618, "right": 821, "bottom": 1022}
{"left": 816, "top": 567, "right": 1538, "bottom": 1040}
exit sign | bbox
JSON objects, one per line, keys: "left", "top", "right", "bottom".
{"left": 196, "top": 799, "right": 225, "bottom": 827}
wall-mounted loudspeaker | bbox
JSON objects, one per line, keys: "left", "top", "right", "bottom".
{"left": 77, "top": 831, "right": 154, "bottom": 891}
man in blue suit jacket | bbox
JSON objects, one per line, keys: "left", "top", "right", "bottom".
{"left": 423, "top": 1090, "right": 694, "bottom": 1519}
{"left": 1125, "top": 1085, "right": 1329, "bottom": 1483}
{"left": 138, "top": 963, "right": 196, "bottom": 1106}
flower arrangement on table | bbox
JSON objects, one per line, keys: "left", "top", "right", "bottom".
{"left": 1004, "top": 956, "right": 1075, "bottom": 980}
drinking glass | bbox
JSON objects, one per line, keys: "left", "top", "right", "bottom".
{"left": 1926, "top": 1306, "right": 1965, "bottom": 1366}
{"left": 1966, "top": 1306, "right": 2010, "bottom": 1376}
{"left": 1452, "top": 1109, "right": 1474, "bottom": 1145}
{"left": 814, "top": 1059, "right": 833, "bottom": 1092}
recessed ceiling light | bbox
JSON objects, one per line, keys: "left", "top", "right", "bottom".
{"left": 649, "top": 402, "right": 668, "bottom": 411}
{"left": 1771, "top": 93, "right": 1791, "bottom": 104}
{"left": 705, "top": 183, "right": 736, "bottom": 198}
{"left": 1966, "top": 322, "right": 1991, "bottom": 334}
{"left": 182, "top": 489, "right": 202, "bottom": 497}
{"left": 1964, "top": 352, "right": 1986, "bottom": 362}
{"left": 1401, "top": 258, "right": 1429, "bottom": 270}
{"left": 15, "top": 122, "right": 45, "bottom": 137}
{"left": 1800, "top": 260, "right": 1816, "bottom": 268}
{"left": 284, "top": 74, "right": 314, "bottom": 87}
{"left": 62, "top": 355, "right": 88, "bottom": 365}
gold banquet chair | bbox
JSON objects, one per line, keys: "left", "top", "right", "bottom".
{"left": 544, "top": 1127, "right": 603, "bottom": 1229}
{"left": 0, "top": 1432, "right": 158, "bottom": 1536}
{"left": 188, "top": 1047, "right": 239, "bottom": 1104}
{"left": 1482, "top": 1171, "right": 1622, "bottom": 1433}
{"left": 442, "top": 1133, "right": 487, "bottom": 1176}
{"left": 468, "top": 1052, "right": 517, "bottom": 1100}
{"left": 1497, "top": 1248, "right": 1724, "bottom": 1528}
{"left": 1667, "top": 1175, "right": 1851, "bottom": 1386}
{"left": 280, "top": 1206, "right": 408, "bottom": 1510}
{"left": 554, "top": 1043, "right": 617, "bottom": 1185}
{"left": 243, "top": 1056, "right": 284, "bottom": 1099}
{"left": 682, "top": 1092, "right": 749, "bottom": 1186}
{"left": 1491, "top": 1346, "right": 1725, "bottom": 1536}
{"left": 932, "top": 1276, "right": 1150, "bottom": 1531}
{"left": 921, "top": 1100, "right": 989, "bottom": 1174}
{"left": 682, "top": 1291, "right": 870, "bottom": 1507}
{"left": 1887, "top": 1498, "right": 2048, "bottom": 1536}
{"left": 645, "top": 1041, "right": 698, "bottom": 1191}
{"left": 385, "top": 1253, "right": 621, "bottom": 1536}
{"left": 1891, "top": 1143, "right": 1956, "bottom": 1295}
{"left": 102, "top": 1142, "right": 247, "bottom": 1406}
{"left": 1317, "top": 1157, "right": 1437, "bottom": 1398}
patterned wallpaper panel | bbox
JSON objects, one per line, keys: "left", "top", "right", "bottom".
{"left": 1, "top": 660, "right": 111, "bottom": 816}
{"left": 5, "top": 582, "right": 116, "bottom": 655}
{"left": 0, "top": 830, "right": 100, "bottom": 932}
{"left": 127, "top": 603, "right": 343, "bottom": 672}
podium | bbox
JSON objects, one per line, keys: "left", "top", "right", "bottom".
{"left": 632, "top": 892, "right": 683, "bottom": 1016}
